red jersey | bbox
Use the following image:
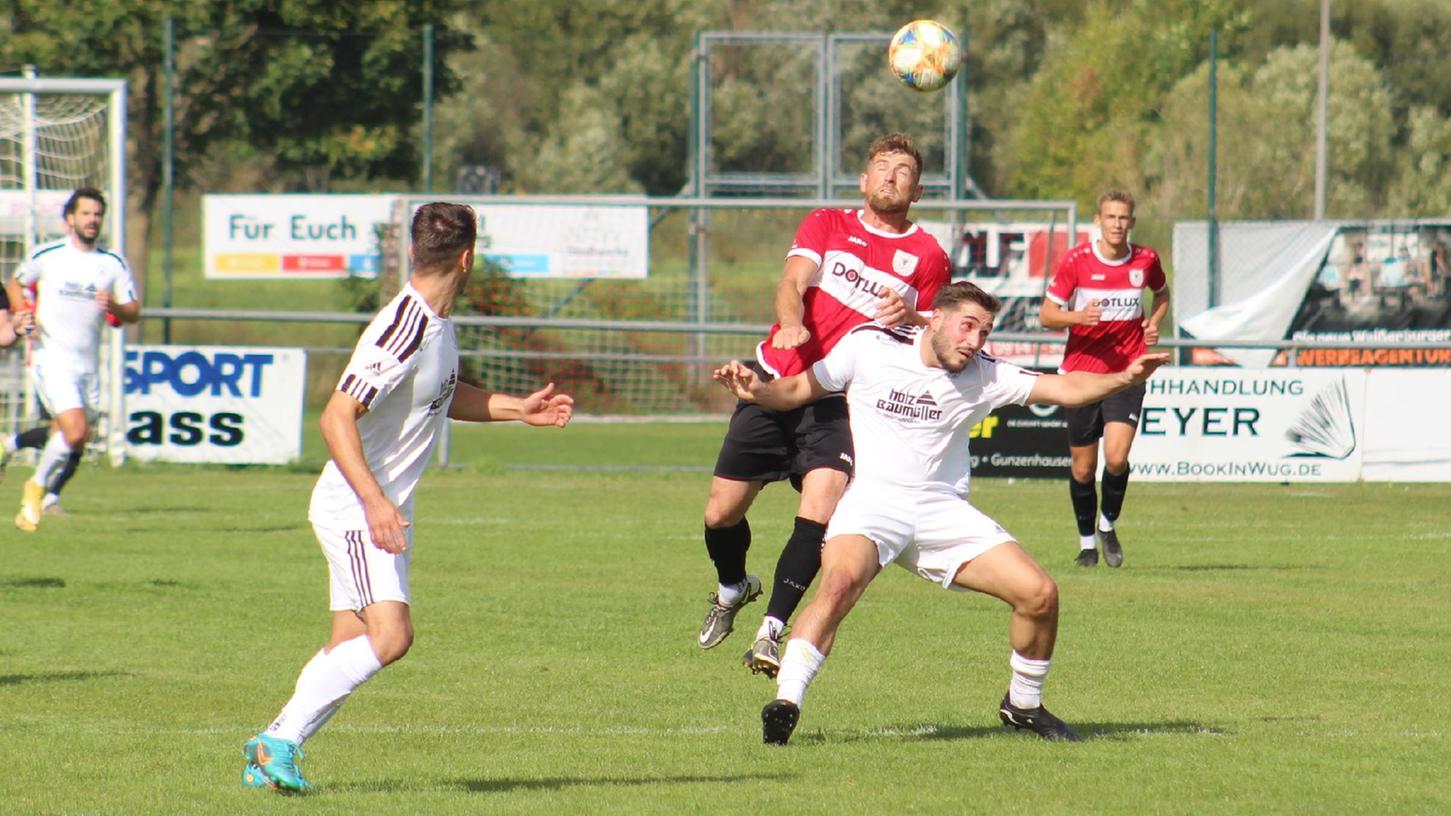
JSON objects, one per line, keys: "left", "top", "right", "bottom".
{"left": 757, "top": 209, "right": 950, "bottom": 378}
{"left": 1046, "top": 241, "right": 1167, "bottom": 374}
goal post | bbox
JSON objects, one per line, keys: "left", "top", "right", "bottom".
{"left": 0, "top": 76, "right": 128, "bottom": 464}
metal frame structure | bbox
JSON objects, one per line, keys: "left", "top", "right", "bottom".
{"left": 0, "top": 76, "right": 128, "bottom": 464}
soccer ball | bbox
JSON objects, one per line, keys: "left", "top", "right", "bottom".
{"left": 887, "top": 20, "right": 962, "bottom": 92}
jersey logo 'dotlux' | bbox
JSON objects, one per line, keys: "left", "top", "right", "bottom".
{"left": 876, "top": 388, "right": 944, "bottom": 422}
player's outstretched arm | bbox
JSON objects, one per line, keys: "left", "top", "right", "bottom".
{"left": 447, "top": 381, "right": 574, "bottom": 427}
{"left": 1028, "top": 352, "right": 1171, "bottom": 408}
{"left": 319, "top": 390, "right": 410, "bottom": 554}
{"left": 712, "top": 360, "right": 826, "bottom": 411}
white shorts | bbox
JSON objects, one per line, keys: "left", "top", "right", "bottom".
{"left": 314, "top": 520, "right": 412, "bottom": 611}
{"left": 825, "top": 483, "right": 1015, "bottom": 589}
{"left": 31, "top": 363, "right": 100, "bottom": 417}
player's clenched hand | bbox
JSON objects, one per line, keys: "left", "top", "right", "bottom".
{"left": 1125, "top": 352, "right": 1171, "bottom": 385}
{"left": 520, "top": 383, "right": 574, "bottom": 428}
{"left": 94, "top": 289, "right": 113, "bottom": 313}
{"left": 13, "top": 308, "right": 34, "bottom": 335}
{"left": 1142, "top": 319, "right": 1160, "bottom": 346}
{"left": 874, "top": 289, "right": 909, "bottom": 327}
{"left": 772, "top": 325, "right": 810, "bottom": 350}
{"left": 1079, "top": 304, "right": 1103, "bottom": 327}
{"left": 363, "top": 497, "right": 411, "bottom": 554}
{"left": 712, "top": 360, "right": 761, "bottom": 401}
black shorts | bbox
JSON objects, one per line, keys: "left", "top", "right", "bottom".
{"left": 1064, "top": 382, "right": 1147, "bottom": 447}
{"left": 713, "top": 365, "right": 854, "bottom": 490}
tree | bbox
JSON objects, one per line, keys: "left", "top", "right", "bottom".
{"left": 1152, "top": 40, "right": 1395, "bottom": 219}
{"left": 0, "top": 0, "right": 468, "bottom": 282}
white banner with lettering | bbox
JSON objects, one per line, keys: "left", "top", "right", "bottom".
{"left": 471, "top": 202, "right": 648, "bottom": 279}
{"left": 122, "top": 345, "right": 306, "bottom": 464}
{"left": 1131, "top": 369, "right": 1368, "bottom": 481}
{"left": 204, "top": 194, "right": 391, "bottom": 279}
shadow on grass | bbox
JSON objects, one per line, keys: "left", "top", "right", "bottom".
{"left": 0, "top": 577, "right": 65, "bottom": 589}
{"left": 0, "top": 670, "right": 131, "bottom": 686}
{"left": 1166, "top": 564, "right": 1314, "bottom": 572}
{"left": 334, "top": 771, "right": 791, "bottom": 795}
{"left": 812, "top": 719, "right": 1227, "bottom": 744}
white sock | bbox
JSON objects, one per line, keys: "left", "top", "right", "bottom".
{"left": 717, "top": 579, "right": 746, "bottom": 606}
{"left": 2, "top": 434, "right": 15, "bottom": 454}
{"left": 266, "top": 636, "right": 383, "bottom": 744}
{"left": 775, "top": 638, "right": 826, "bottom": 707}
{"left": 755, "top": 616, "right": 785, "bottom": 641}
{"left": 1098, "top": 513, "right": 1115, "bottom": 533}
{"left": 1079, "top": 535, "right": 1097, "bottom": 551}
{"left": 1008, "top": 651, "right": 1052, "bottom": 710}
{"left": 33, "top": 433, "right": 72, "bottom": 491}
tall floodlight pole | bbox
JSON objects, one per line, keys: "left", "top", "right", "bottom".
{"left": 1314, "top": 0, "right": 1330, "bottom": 219}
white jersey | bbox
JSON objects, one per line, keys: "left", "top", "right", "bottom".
{"left": 15, "top": 238, "right": 137, "bottom": 372}
{"left": 309, "top": 283, "right": 458, "bottom": 528}
{"left": 812, "top": 324, "right": 1039, "bottom": 496}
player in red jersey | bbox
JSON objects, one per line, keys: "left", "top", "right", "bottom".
{"left": 1039, "top": 190, "right": 1170, "bottom": 568}
{"left": 698, "top": 133, "right": 950, "bottom": 676}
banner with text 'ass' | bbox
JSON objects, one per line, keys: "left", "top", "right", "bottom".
{"left": 123, "top": 345, "right": 306, "bottom": 464}
{"left": 1130, "top": 369, "right": 1367, "bottom": 481}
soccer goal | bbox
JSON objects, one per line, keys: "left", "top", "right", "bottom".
{"left": 0, "top": 76, "right": 128, "bottom": 464}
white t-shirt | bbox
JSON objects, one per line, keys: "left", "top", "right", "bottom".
{"left": 309, "top": 284, "right": 458, "bottom": 528}
{"left": 16, "top": 239, "right": 137, "bottom": 372}
{"left": 812, "top": 324, "right": 1039, "bottom": 496}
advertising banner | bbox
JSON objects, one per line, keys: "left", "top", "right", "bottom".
{"left": 206, "top": 195, "right": 652, "bottom": 281}
{"left": 969, "top": 393, "right": 1072, "bottom": 479}
{"left": 122, "top": 345, "right": 306, "bottom": 464}
{"left": 1131, "top": 369, "right": 1367, "bottom": 482}
{"left": 1361, "top": 369, "right": 1451, "bottom": 481}
{"left": 1175, "top": 220, "right": 1451, "bottom": 368}
{"left": 1278, "top": 224, "right": 1451, "bottom": 367}
{"left": 473, "top": 203, "right": 649, "bottom": 279}
{"left": 204, "top": 194, "right": 391, "bottom": 279}
{"left": 920, "top": 221, "right": 1090, "bottom": 368}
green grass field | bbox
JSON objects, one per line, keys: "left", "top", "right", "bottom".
{"left": 2, "top": 422, "right": 1448, "bottom": 814}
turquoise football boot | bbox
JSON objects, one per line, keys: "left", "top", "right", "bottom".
{"left": 243, "top": 733, "right": 312, "bottom": 793}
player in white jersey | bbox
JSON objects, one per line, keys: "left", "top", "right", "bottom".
{"left": 3, "top": 187, "right": 138, "bottom": 532}
{"left": 714, "top": 282, "right": 1168, "bottom": 745}
{"left": 243, "top": 203, "right": 574, "bottom": 794}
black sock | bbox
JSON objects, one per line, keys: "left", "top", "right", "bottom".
{"left": 765, "top": 517, "right": 826, "bottom": 624}
{"left": 1101, "top": 467, "right": 1130, "bottom": 524}
{"left": 704, "top": 518, "right": 751, "bottom": 586}
{"left": 47, "top": 449, "right": 83, "bottom": 495}
{"left": 16, "top": 427, "right": 48, "bottom": 449}
{"left": 1069, "top": 476, "right": 1097, "bottom": 536}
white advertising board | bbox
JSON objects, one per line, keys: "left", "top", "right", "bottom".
{"left": 204, "top": 194, "right": 391, "bottom": 279}
{"left": 205, "top": 195, "right": 651, "bottom": 280}
{"left": 474, "top": 203, "right": 649, "bottom": 279}
{"left": 122, "top": 345, "right": 306, "bottom": 464}
{"left": 1131, "top": 369, "right": 1367, "bottom": 481}
{"left": 1360, "top": 369, "right": 1451, "bottom": 481}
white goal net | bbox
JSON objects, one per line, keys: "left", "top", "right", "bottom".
{"left": 0, "top": 77, "right": 127, "bottom": 462}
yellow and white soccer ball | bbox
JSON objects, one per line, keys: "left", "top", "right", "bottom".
{"left": 887, "top": 20, "right": 962, "bottom": 93}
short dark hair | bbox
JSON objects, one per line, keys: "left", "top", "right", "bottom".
{"left": 866, "top": 133, "right": 923, "bottom": 180}
{"left": 1097, "top": 189, "right": 1136, "bottom": 215}
{"left": 64, "top": 187, "right": 106, "bottom": 217}
{"left": 411, "top": 202, "right": 477, "bottom": 272}
{"left": 932, "top": 281, "right": 1002, "bottom": 316}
